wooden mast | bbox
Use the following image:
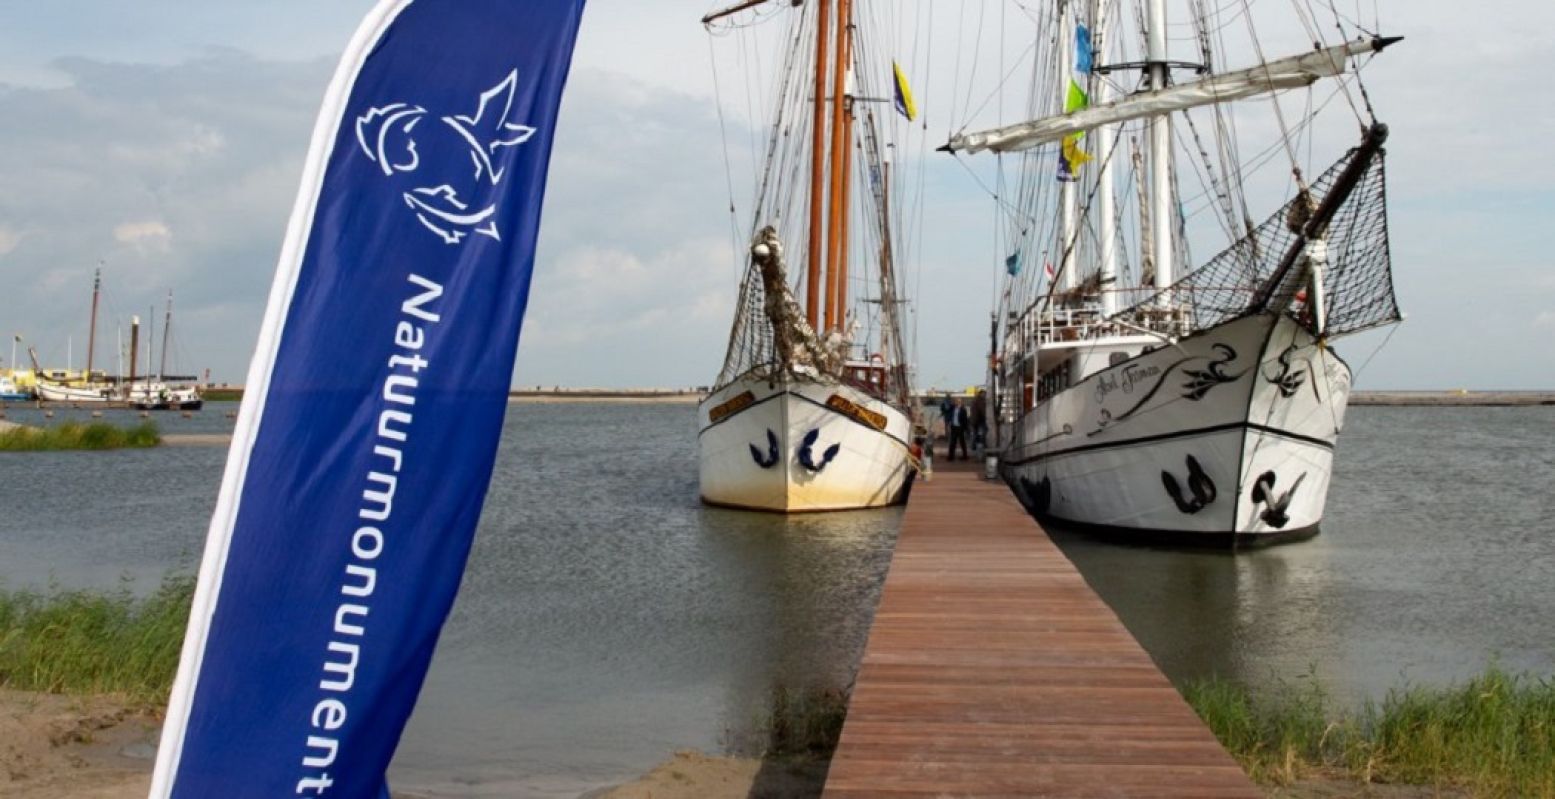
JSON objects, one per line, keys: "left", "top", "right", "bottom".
{"left": 806, "top": 0, "right": 832, "bottom": 330}
{"left": 86, "top": 267, "right": 100, "bottom": 378}
{"left": 823, "top": 0, "right": 852, "bottom": 333}
{"left": 159, "top": 291, "right": 173, "bottom": 380}
{"left": 834, "top": 101, "right": 854, "bottom": 334}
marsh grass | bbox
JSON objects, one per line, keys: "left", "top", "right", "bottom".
{"left": 0, "top": 421, "right": 161, "bottom": 451}
{"left": 724, "top": 683, "right": 850, "bottom": 759}
{"left": 0, "top": 577, "right": 192, "bottom": 704}
{"left": 200, "top": 388, "right": 243, "bottom": 402}
{"left": 1185, "top": 668, "right": 1555, "bottom": 797}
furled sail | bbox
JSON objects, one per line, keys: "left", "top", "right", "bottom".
{"left": 946, "top": 37, "right": 1398, "bottom": 154}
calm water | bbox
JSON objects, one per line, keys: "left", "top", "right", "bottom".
{"left": 1052, "top": 405, "right": 1555, "bottom": 701}
{"left": 0, "top": 401, "right": 899, "bottom": 797}
{"left": 0, "top": 402, "right": 1551, "bottom": 795}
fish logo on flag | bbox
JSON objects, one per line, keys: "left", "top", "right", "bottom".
{"left": 149, "top": 1, "right": 587, "bottom": 797}
{"left": 356, "top": 71, "right": 539, "bottom": 244}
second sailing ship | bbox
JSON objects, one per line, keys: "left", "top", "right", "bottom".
{"left": 696, "top": 0, "right": 920, "bottom": 512}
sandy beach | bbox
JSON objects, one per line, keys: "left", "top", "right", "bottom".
{"left": 3, "top": 688, "right": 1473, "bottom": 798}
{"left": 0, "top": 691, "right": 157, "bottom": 799}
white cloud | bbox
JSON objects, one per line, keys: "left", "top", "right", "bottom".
{"left": 113, "top": 220, "right": 172, "bottom": 252}
{"left": 0, "top": 227, "right": 20, "bottom": 256}
{"left": 1535, "top": 312, "right": 1555, "bottom": 331}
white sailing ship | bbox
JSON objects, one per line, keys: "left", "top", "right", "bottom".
{"left": 944, "top": 1, "right": 1402, "bottom": 544}
{"left": 696, "top": 0, "right": 923, "bottom": 512}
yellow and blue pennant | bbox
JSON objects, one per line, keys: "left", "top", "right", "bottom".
{"left": 893, "top": 61, "right": 917, "bottom": 122}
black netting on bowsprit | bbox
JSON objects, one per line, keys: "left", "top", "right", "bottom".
{"left": 1128, "top": 147, "right": 1400, "bottom": 339}
{"left": 715, "top": 260, "right": 779, "bottom": 387}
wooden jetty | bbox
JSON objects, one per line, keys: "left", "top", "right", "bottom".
{"left": 824, "top": 462, "right": 1260, "bottom": 798}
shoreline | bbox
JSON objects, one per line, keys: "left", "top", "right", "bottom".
{"left": 0, "top": 687, "right": 1489, "bottom": 798}
{"left": 18, "top": 389, "right": 1547, "bottom": 407}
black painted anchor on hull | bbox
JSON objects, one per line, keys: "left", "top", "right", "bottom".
{"left": 1250, "top": 470, "right": 1306, "bottom": 528}
{"left": 749, "top": 429, "right": 780, "bottom": 469}
{"left": 1018, "top": 474, "right": 1053, "bottom": 515}
{"left": 797, "top": 428, "right": 841, "bottom": 473}
{"left": 1162, "top": 455, "right": 1217, "bottom": 514}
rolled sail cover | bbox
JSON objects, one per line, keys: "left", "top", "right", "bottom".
{"left": 150, "top": 1, "right": 587, "bottom": 796}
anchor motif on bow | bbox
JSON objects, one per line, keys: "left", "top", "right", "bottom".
{"left": 1250, "top": 470, "right": 1306, "bottom": 528}
{"left": 748, "top": 429, "right": 780, "bottom": 469}
{"left": 797, "top": 428, "right": 841, "bottom": 473}
{"left": 1162, "top": 455, "right": 1218, "bottom": 514}
{"left": 1019, "top": 474, "right": 1052, "bottom": 515}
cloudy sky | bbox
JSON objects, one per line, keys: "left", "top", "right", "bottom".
{"left": 0, "top": 1, "right": 1549, "bottom": 390}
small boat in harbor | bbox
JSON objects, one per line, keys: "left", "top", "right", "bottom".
{"left": 0, "top": 375, "right": 29, "bottom": 401}
{"left": 30, "top": 274, "right": 204, "bottom": 410}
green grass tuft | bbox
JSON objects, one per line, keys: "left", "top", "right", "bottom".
{"left": 0, "top": 577, "right": 193, "bottom": 704}
{"left": 1184, "top": 667, "right": 1555, "bottom": 797}
{"left": 0, "top": 421, "right": 161, "bottom": 451}
{"left": 724, "top": 683, "right": 850, "bottom": 759}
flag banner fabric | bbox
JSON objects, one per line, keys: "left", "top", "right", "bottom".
{"left": 149, "top": 1, "right": 586, "bottom": 797}
{"left": 893, "top": 61, "right": 918, "bottom": 122}
{"left": 1075, "top": 24, "right": 1093, "bottom": 75}
{"left": 1058, "top": 24, "right": 1092, "bottom": 182}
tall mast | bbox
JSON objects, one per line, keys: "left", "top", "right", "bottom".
{"left": 86, "top": 266, "right": 100, "bottom": 378}
{"left": 148, "top": 305, "right": 156, "bottom": 384}
{"left": 160, "top": 291, "right": 173, "bottom": 381}
{"left": 1146, "top": 0, "right": 1174, "bottom": 293}
{"left": 1092, "top": 0, "right": 1118, "bottom": 316}
{"left": 824, "top": 0, "right": 854, "bottom": 333}
{"left": 1057, "top": 0, "right": 1079, "bottom": 292}
{"left": 129, "top": 316, "right": 140, "bottom": 390}
{"left": 807, "top": 0, "right": 832, "bottom": 330}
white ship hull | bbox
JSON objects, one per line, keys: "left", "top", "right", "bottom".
{"left": 1001, "top": 313, "right": 1351, "bottom": 545}
{"left": 698, "top": 374, "right": 914, "bottom": 512}
{"left": 35, "top": 381, "right": 116, "bottom": 403}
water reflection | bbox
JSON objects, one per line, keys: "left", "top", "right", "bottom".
{"left": 386, "top": 403, "right": 897, "bottom": 796}
{"left": 1053, "top": 406, "right": 1555, "bottom": 704}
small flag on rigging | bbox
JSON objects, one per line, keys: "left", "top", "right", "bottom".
{"left": 1005, "top": 251, "right": 1022, "bottom": 277}
{"left": 892, "top": 61, "right": 917, "bottom": 122}
{"left": 1075, "top": 24, "right": 1094, "bottom": 75}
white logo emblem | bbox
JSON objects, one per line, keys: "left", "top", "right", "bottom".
{"left": 355, "top": 70, "right": 536, "bottom": 245}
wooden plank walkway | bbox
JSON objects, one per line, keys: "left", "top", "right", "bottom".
{"left": 824, "top": 464, "right": 1261, "bottom": 798}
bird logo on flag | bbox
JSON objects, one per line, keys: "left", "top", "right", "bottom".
{"left": 355, "top": 70, "right": 537, "bottom": 245}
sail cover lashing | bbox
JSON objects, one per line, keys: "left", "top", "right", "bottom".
{"left": 1126, "top": 142, "right": 1400, "bottom": 340}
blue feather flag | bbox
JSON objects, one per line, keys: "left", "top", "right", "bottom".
{"left": 149, "top": 2, "right": 587, "bottom": 797}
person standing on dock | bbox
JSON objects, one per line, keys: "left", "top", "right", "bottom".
{"left": 947, "top": 396, "right": 970, "bottom": 461}
{"left": 971, "top": 389, "right": 988, "bottom": 452}
{"left": 932, "top": 392, "right": 952, "bottom": 456}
